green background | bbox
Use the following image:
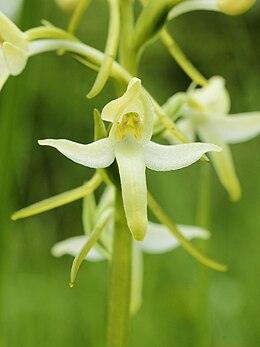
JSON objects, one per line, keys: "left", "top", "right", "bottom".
{"left": 0, "top": 0, "right": 259, "bottom": 346}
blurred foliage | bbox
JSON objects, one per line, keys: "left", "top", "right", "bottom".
{"left": 0, "top": 0, "right": 259, "bottom": 346}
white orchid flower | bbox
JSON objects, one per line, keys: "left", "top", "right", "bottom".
{"left": 0, "top": 11, "right": 29, "bottom": 90}
{"left": 39, "top": 77, "right": 221, "bottom": 241}
{"left": 52, "top": 187, "right": 210, "bottom": 314}
{"left": 168, "top": 0, "right": 255, "bottom": 20}
{"left": 165, "top": 76, "right": 260, "bottom": 201}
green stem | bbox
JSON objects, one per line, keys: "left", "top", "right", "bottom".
{"left": 12, "top": 173, "right": 102, "bottom": 220}
{"left": 87, "top": 0, "right": 120, "bottom": 98}
{"left": 106, "top": 188, "right": 132, "bottom": 347}
{"left": 196, "top": 164, "right": 211, "bottom": 228}
{"left": 119, "top": 0, "right": 136, "bottom": 74}
{"left": 148, "top": 191, "right": 227, "bottom": 272}
{"left": 195, "top": 164, "right": 212, "bottom": 347}
{"left": 26, "top": 26, "right": 77, "bottom": 41}
{"left": 68, "top": 0, "right": 92, "bottom": 34}
{"left": 160, "top": 29, "right": 207, "bottom": 86}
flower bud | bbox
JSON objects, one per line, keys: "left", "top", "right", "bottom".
{"left": 55, "top": 0, "right": 79, "bottom": 12}
{"left": 218, "top": 0, "right": 255, "bottom": 15}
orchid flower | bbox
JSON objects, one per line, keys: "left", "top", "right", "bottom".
{"left": 164, "top": 76, "right": 260, "bottom": 201}
{"left": 52, "top": 187, "right": 210, "bottom": 315}
{"left": 0, "top": 11, "right": 29, "bottom": 90}
{"left": 168, "top": 0, "right": 255, "bottom": 20}
{"left": 39, "top": 77, "right": 221, "bottom": 241}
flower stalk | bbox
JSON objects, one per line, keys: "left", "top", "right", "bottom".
{"left": 106, "top": 187, "right": 132, "bottom": 347}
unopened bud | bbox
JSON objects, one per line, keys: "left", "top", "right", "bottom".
{"left": 218, "top": 0, "right": 256, "bottom": 15}
{"left": 55, "top": 0, "right": 79, "bottom": 12}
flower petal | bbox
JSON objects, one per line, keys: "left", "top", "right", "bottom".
{"left": 38, "top": 138, "right": 115, "bottom": 169}
{"left": 101, "top": 78, "right": 142, "bottom": 122}
{"left": 144, "top": 141, "right": 221, "bottom": 171}
{"left": 0, "top": 11, "right": 28, "bottom": 50}
{"left": 130, "top": 245, "right": 143, "bottom": 315}
{"left": 187, "top": 76, "right": 230, "bottom": 115}
{"left": 115, "top": 140, "right": 147, "bottom": 241}
{"left": 102, "top": 77, "right": 155, "bottom": 143}
{"left": 51, "top": 236, "right": 106, "bottom": 262}
{"left": 2, "top": 42, "right": 28, "bottom": 75}
{"left": 141, "top": 221, "right": 209, "bottom": 254}
{"left": 198, "top": 126, "right": 241, "bottom": 201}
{"left": 209, "top": 113, "right": 260, "bottom": 144}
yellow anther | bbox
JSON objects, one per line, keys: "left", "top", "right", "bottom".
{"left": 116, "top": 112, "right": 143, "bottom": 140}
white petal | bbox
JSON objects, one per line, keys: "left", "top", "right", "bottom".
{"left": 188, "top": 76, "right": 230, "bottom": 115}
{"left": 101, "top": 78, "right": 142, "bottom": 122}
{"left": 130, "top": 245, "right": 143, "bottom": 316}
{"left": 0, "top": 11, "right": 28, "bottom": 50}
{"left": 198, "top": 126, "right": 241, "bottom": 201}
{"left": 38, "top": 138, "right": 115, "bottom": 169}
{"left": 168, "top": 0, "right": 219, "bottom": 20}
{"left": 141, "top": 222, "right": 210, "bottom": 254}
{"left": 102, "top": 77, "right": 155, "bottom": 143}
{"left": 144, "top": 141, "right": 221, "bottom": 171}
{"left": 115, "top": 140, "right": 147, "bottom": 241}
{"left": 51, "top": 236, "right": 106, "bottom": 261}
{"left": 3, "top": 42, "right": 28, "bottom": 75}
{"left": 209, "top": 113, "right": 260, "bottom": 144}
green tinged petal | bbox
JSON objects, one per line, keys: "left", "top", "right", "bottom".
{"left": 0, "top": 11, "right": 28, "bottom": 50}
{"left": 144, "top": 141, "right": 221, "bottom": 171}
{"left": 115, "top": 140, "right": 147, "bottom": 241}
{"left": 187, "top": 76, "right": 230, "bottom": 115}
{"left": 198, "top": 126, "right": 241, "bottom": 201}
{"left": 209, "top": 113, "right": 260, "bottom": 144}
{"left": 38, "top": 138, "right": 115, "bottom": 168}
{"left": 3, "top": 42, "right": 28, "bottom": 75}
{"left": 101, "top": 78, "right": 141, "bottom": 122}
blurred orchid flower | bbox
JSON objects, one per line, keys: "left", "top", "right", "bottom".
{"left": 52, "top": 187, "right": 210, "bottom": 315}
{"left": 39, "top": 77, "right": 221, "bottom": 241}
{"left": 55, "top": 0, "right": 80, "bottom": 12}
{"left": 164, "top": 76, "right": 260, "bottom": 201}
{"left": 168, "top": 0, "right": 255, "bottom": 20}
{"left": 0, "top": 11, "right": 29, "bottom": 90}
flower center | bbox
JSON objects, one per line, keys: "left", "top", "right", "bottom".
{"left": 115, "top": 112, "right": 143, "bottom": 141}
